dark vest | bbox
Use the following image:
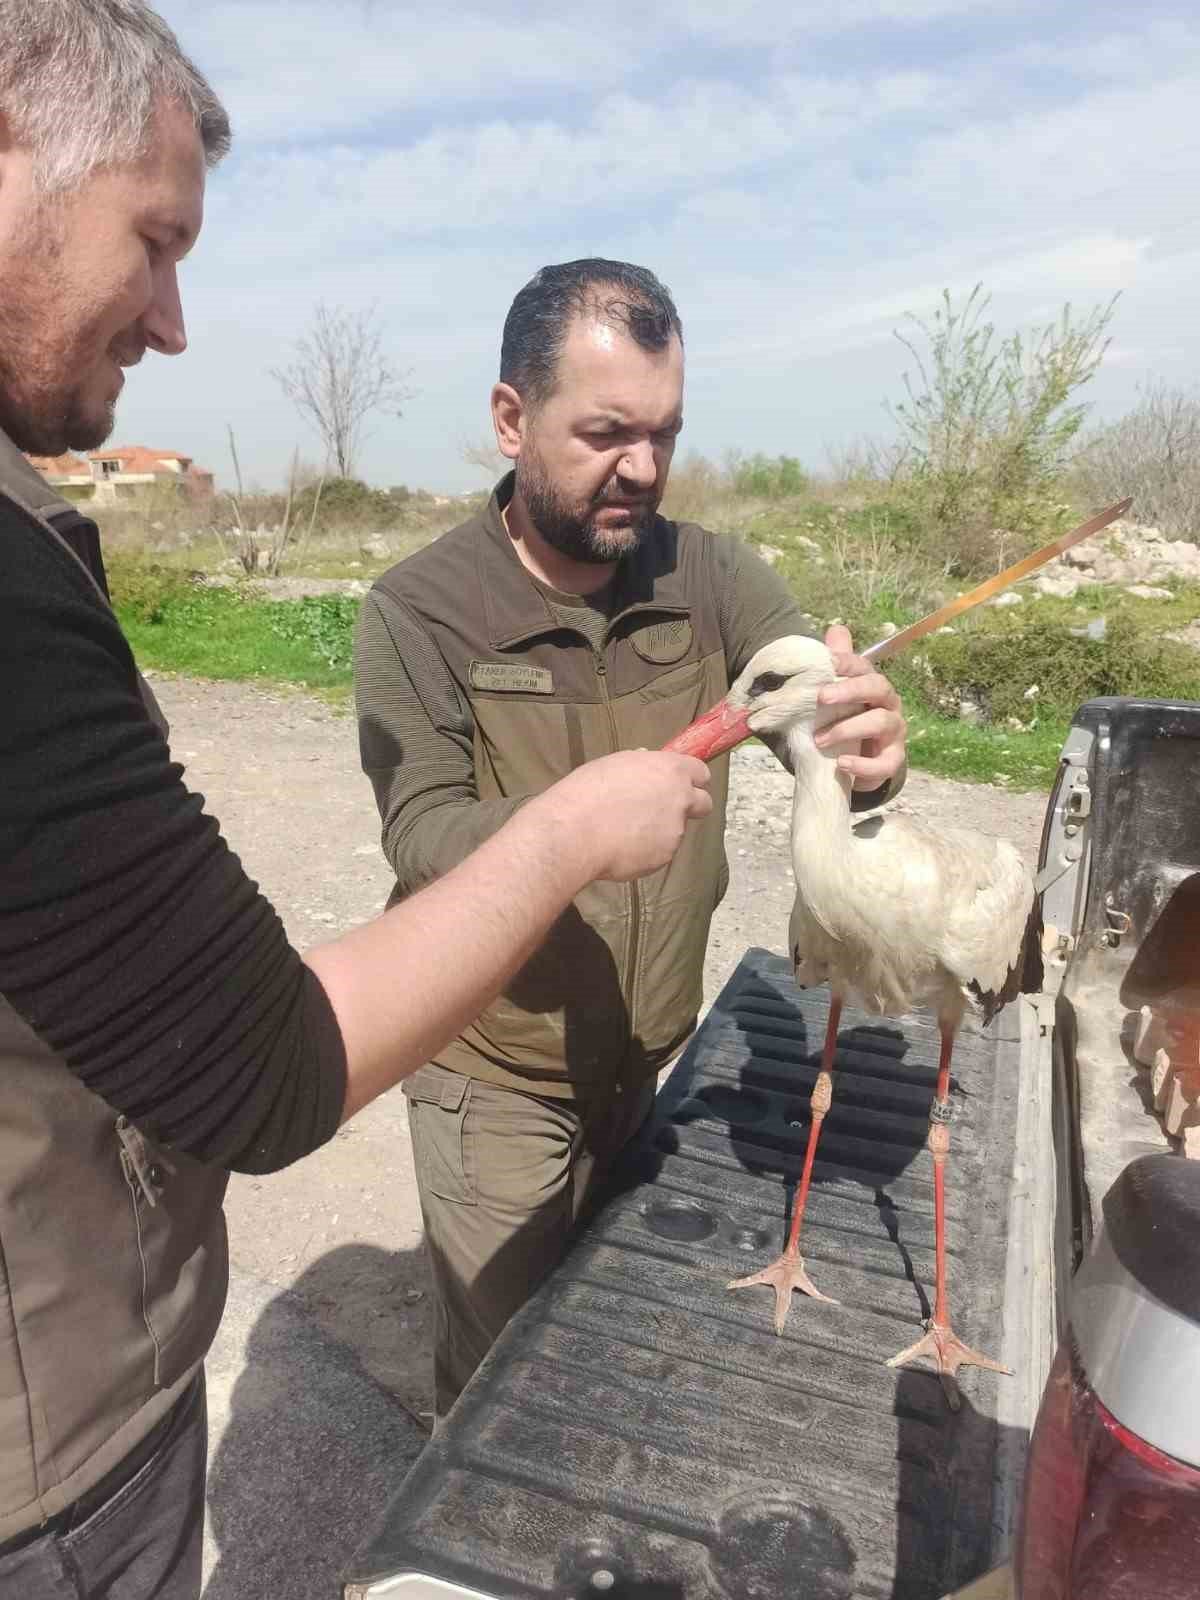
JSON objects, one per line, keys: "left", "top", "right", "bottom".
{"left": 0, "top": 432, "right": 228, "bottom": 1540}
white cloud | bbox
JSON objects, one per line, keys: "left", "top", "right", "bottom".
{"left": 202, "top": 66, "right": 946, "bottom": 270}
{"left": 119, "top": 2, "right": 1200, "bottom": 491}
{"left": 167, "top": 0, "right": 1037, "bottom": 153}
{"left": 181, "top": 4, "right": 631, "bottom": 142}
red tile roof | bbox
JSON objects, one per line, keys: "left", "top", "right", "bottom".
{"left": 26, "top": 451, "right": 90, "bottom": 476}
{"left": 26, "top": 444, "right": 212, "bottom": 488}
{"left": 88, "top": 445, "right": 193, "bottom": 474}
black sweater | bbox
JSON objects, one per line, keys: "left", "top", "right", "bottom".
{"left": 0, "top": 492, "right": 347, "bottom": 1173}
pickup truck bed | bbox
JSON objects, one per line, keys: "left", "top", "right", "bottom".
{"left": 346, "top": 954, "right": 1046, "bottom": 1600}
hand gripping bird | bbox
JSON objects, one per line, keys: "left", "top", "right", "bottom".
{"left": 669, "top": 635, "right": 1042, "bottom": 1407}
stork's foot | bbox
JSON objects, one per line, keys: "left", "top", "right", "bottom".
{"left": 886, "top": 1319, "right": 1012, "bottom": 1412}
{"left": 727, "top": 1253, "right": 838, "bottom": 1334}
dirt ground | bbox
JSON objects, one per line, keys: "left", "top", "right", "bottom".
{"left": 151, "top": 673, "right": 1049, "bottom": 1435}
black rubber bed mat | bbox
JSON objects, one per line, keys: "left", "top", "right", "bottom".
{"left": 346, "top": 949, "right": 1022, "bottom": 1600}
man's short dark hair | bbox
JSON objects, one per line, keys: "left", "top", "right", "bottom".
{"left": 500, "top": 258, "right": 683, "bottom": 408}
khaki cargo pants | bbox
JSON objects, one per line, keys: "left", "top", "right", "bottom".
{"left": 403, "top": 1063, "right": 656, "bottom": 1420}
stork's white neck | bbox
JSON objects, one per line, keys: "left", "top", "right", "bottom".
{"left": 784, "top": 714, "right": 855, "bottom": 885}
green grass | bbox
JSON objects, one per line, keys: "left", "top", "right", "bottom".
{"left": 116, "top": 587, "right": 358, "bottom": 701}
{"left": 107, "top": 546, "right": 1200, "bottom": 793}
{"left": 903, "top": 708, "right": 1068, "bottom": 788}
{"left": 112, "top": 576, "right": 1065, "bottom": 787}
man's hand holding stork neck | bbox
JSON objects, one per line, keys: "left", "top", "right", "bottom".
{"left": 814, "top": 623, "right": 908, "bottom": 793}
{"left": 308, "top": 750, "right": 712, "bottom": 1122}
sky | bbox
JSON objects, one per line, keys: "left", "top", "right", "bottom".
{"left": 120, "top": 0, "right": 1200, "bottom": 494}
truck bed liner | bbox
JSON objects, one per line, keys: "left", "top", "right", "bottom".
{"left": 346, "top": 950, "right": 1025, "bottom": 1600}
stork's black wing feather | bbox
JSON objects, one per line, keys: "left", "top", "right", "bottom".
{"left": 970, "top": 890, "right": 1045, "bottom": 1026}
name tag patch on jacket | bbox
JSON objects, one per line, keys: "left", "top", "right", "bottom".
{"left": 469, "top": 660, "right": 555, "bottom": 694}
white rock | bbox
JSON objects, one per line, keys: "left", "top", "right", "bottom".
{"left": 990, "top": 592, "right": 1023, "bottom": 607}
{"left": 758, "top": 544, "right": 784, "bottom": 567}
{"left": 879, "top": 621, "right": 898, "bottom": 638}
{"left": 1035, "top": 571, "right": 1081, "bottom": 598}
{"left": 794, "top": 535, "right": 821, "bottom": 552}
{"left": 360, "top": 535, "right": 392, "bottom": 561}
{"left": 958, "top": 699, "right": 982, "bottom": 723}
{"left": 1030, "top": 517, "right": 1200, "bottom": 592}
{"left": 1124, "top": 584, "right": 1173, "bottom": 600}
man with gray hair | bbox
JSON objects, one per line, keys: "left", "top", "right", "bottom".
{"left": 0, "top": 6, "right": 712, "bottom": 1595}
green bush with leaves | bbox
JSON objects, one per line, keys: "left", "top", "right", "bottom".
{"left": 889, "top": 285, "right": 1116, "bottom": 574}
{"left": 729, "top": 452, "right": 810, "bottom": 499}
{"left": 892, "top": 614, "right": 1200, "bottom": 727}
{"left": 106, "top": 559, "right": 207, "bottom": 623}
{"left": 290, "top": 476, "right": 399, "bottom": 531}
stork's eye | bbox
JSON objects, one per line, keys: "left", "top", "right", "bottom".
{"left": 750, "top": 671, "right": 788, "bottom": 696}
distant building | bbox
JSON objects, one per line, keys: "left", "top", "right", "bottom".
{"left": 27, "top": 445, "right": 215, "bottom": 504}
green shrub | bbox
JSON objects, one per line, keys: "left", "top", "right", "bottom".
{"left": 291, "top": 476, "right": 398, "bottom": 531}
{"left": 730, "top": 452, "right": 811, "bottom": 499}
{"left": 888, "top": 284, "right": 1115, "bottom": 574}
{"left": 891, "top": 614, "right": 1200, "bottom": 726}
{"left": 106, "top": 559, "right": 206, "bottom": 622}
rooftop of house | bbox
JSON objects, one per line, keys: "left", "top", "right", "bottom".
{"left": 88, "top": 446, "right": 195, "bottom": 474}
{"left": 25, "top": 450, "right": 91, "bottom": 476}
{"left": 26, "top": 446, "right": 210, "bottom": 479}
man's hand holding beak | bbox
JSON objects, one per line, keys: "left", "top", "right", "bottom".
{"left": 815, "top": 623, "right": 908, "bottom": 792}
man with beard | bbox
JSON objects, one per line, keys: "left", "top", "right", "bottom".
{"left": 0, "top": 18, "right": 714, "bottom": 1593}
{"left": 355, "top": 258, "right": 908, "bottom": 1420}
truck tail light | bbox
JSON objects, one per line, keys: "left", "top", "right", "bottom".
{"left": 1014, "top": 1337, "right": 1200, "bottom": 1598}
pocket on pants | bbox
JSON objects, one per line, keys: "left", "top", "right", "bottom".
{"left": 404, "top": 1065, "right": 476, "bottom": 1205}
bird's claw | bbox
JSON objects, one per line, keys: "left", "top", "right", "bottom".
{"left": 886, "top": 1319, "right": 1012, "bottom": 1411}
{"left": 727, "top": 1254, "right": 839, "bottom": 1334}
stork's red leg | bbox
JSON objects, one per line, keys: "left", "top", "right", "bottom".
{"left": 727, "top": 993, "right": 842, "bottom": 1332}
{"left": 886, "top": 1018, "right": 1012, "bottom": 1410}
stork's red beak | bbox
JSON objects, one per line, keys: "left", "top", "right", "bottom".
{"left": 663, "top": 696, "right": 753, "bottom": 761}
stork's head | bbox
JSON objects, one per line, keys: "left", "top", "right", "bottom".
{"left": 666, "top": 635, "right": 837, "bottom": 760}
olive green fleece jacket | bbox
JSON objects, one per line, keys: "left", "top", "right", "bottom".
{"left": 355, "top": 474, "right": 901, "bottom": 1097}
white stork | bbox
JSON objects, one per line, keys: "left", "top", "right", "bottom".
{"left": 670, "top": 635, "right": 1042, "bottom": 1407}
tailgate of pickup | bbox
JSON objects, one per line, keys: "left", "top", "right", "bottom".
{"left": 345, "top": 949, "right": 1041, "bottom": 1600}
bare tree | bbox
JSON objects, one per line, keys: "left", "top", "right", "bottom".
{"left": 271, "top": 303, "right": 413, "bottom": 479}
{"left": 1076, "top": 381, "right": 1200, "bottom": 538}
{"left": 460, "top": 437, "right": 508, "bottom": 480}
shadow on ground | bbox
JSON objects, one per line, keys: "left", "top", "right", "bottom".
{"left": 204, "top": 1245, "right": 430, "bottom": 1599}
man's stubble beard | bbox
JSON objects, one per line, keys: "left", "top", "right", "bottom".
{"left": 0, "top": 200, "right": 117, "bottom": 456}
{"left": 516, "top": 440, "right": 658, "bottom": 566}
